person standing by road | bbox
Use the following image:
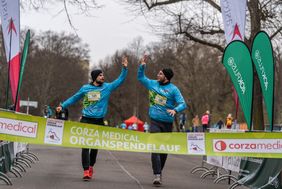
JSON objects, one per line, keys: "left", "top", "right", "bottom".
{"left": 225, "top": 113, "right": 233, "bottom": 129}
{"left": 192, "top": 115, "right": 200, "bottom": 132}
{"left": 137, "top": 55, "right": 187, "bottom": 186}
{"left": 56, "top": 56, "right": 128, "bottom": 181}
{"left": 201, "top": 111, "right": 210, "bottom": 132}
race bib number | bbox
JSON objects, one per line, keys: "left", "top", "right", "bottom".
{"left": 154, "top": 94, "right": 167, "bottom": 106}
{"left": 87, "top": 91, "right": 101, "bottom": 102}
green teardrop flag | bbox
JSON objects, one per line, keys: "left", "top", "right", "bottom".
{"left": 251, "top": 31, "right": 274, "bottom": 131}
{"left": 14, "top": 30, "right": 30, "bottom": 109}
{"left": 19, "top": 30, "right": 30, "bottom": 91}
{"left": 222, "top": 41, "right": 253, "bottom": 130}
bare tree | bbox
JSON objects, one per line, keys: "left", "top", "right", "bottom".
{"left": 122, "top": 0, "right": 282, "bottom": 130}
{"left": 21, "top": 0, "right": 103, "bottom": 31}
{"left": 17, "top": 30, "right": 90, "bottom": 119}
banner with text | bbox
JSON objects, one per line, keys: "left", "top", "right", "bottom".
{"left": 1, "top": 111, "right": 282, "bottom": 158}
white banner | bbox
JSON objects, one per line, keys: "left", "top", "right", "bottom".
{"left": 13, "top": 142, "right": 27, "bottom": 155}
{"left": 207, "top": 156, "right": 223, "bottom": 167}
{"left": 44, "top": 118, "right": 64, "bottom": 145}
{"left": 0, "top": 0, "right": 20, "bottom": 61}
{"left": 0, "top": 0, "right": 21, "bottom": 108}
{"left": 0, "top": 117, "right": 38, "bottom": 138}
{"left": 213, "top": 139, "right": 282, "bottom": 153}
{"left": 220, "top": 0, "right": 247, "bottom": 44}
{"left": 187, "top": 133, "right": 206, "bottom": 155}
{"left": 222, "top": 156, "right": 241, "bottom": 173}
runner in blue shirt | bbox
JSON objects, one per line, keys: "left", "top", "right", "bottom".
{"left": 56, "top": 56, "right": 128, "bottom": 181}
{"left": 138, "top": 55, "right": 187, "bottom": 186}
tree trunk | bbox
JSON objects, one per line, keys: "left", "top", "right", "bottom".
{"left": 248, "top": 0, "right": 264, "bottom": 130}
{"left": 252, "top": 73, "right": 264, "bottom": 130}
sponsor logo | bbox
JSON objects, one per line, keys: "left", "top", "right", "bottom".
{"left": 214, "top": 140, "right": 227, "bottom": 151}
{"left": 187, "top": 133, "right": 205, "bottom": 155}
{"left": 44, "top": 118, "right": 64, "bottom": 145}
{"left": 254, "top": 50, "right": 268, "bottom": 91}
{"left": 189, "top": 143, "right": 203, "bottom": 152}
{"left": 213, "top": 139, "right": 282, "bottom": 153}
{"left": 0, "top": 118, "right": 38, "bottom": 138}
{"left": 46, "top": 129, "right": 60, "bottom": 141}
{"left": 227, "top": 57, "right": 246, "bottom": 94}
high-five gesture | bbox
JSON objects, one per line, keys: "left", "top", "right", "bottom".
{"left": 122, "top": 55, "right": 128, "bottom": 68}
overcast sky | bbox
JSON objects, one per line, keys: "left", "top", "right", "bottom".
{"left": 21, "top": 1, "right": 159, "bottom": 66}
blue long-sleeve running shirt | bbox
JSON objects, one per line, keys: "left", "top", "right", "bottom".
{"left": 138, "top": 65, "right": 187, "bottom": 123}
{"left": 61, "top": 67, "right": 128, "bottom": 118}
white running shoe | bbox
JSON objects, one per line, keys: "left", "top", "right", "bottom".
{"left": 153, "top": 174, "right": 162, "bottom": 185}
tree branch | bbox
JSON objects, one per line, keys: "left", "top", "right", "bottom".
{"left": 270, "top": 26, "right": 282, "bottom": 39}
{"left": 203, "top": 0, "right": 221, "bottom": 12}
{"left": 143, "top": 0, "right": 184, "bottom": 10}
{"left": 178, "top": 31, "right": 224, "bottom": 52}
{"left": 199, "top": 29, "right": 224, "bottom": 35}
{"left": 178, "top": 14, "right": 224, "bottom": 52}
{"left": 63, "top": 0, "right": 78, "bottom": 34}
{"left": 143, "top": 0, "right": 221, "bottom": 12}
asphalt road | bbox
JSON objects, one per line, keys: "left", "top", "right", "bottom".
{"left": 0, "top": 145, "right": 247, "bottom": 189}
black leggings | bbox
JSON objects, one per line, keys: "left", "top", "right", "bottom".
{"left": 80, "top": 116, "right": 104, "bottom": 170}
{"left": 150, "top": 119, "right": 173, "bottom": 175}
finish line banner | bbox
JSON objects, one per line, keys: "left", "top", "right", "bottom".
{"left": 0, "top": 111, "right": 282, "bottom": 158}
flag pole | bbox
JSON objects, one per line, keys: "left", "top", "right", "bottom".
{"left": 5, "top": 29, "right": 13, "bottom": 110}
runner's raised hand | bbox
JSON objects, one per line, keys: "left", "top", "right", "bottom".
{"left": 122, "top": 55, "right": 128, "bottom": 68}
{"left": 140, "top": 54, "right": 148, "bottom": 66}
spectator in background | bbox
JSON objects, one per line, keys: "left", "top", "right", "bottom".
{"left": 192, "top": 115, "right": 200, "bottom": 132}
{"left": 201, "top": 111, "right": 210, "bottom": 132}
{"left": 143, "top": 122, "right": 149, "bottom": 132}
{"left": 44, "top": 105, "right": 53, "bottom": 118}
{"left": 216, "top": 119, "right": 224, "bottom": 129}
{"left": 225, "top": 113, "right": 233, "bottom": 129}
{"left": 121, "top": 123, "right": 127, "bottom": 129}
{"left": 128, "top": 124, "right": 133, "bottom": 130}
{"left": 132, "top": 123, "right": 138, "bottom": 130}
{"left": 8, "top": 104, "right": 15, "bottom": 111}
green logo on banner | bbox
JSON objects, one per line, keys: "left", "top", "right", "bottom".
{"left": 222, "top": 41, "right": 253, "bottom": 130}
{"left": 251, "top": 31, "right": 274, "bottom": 131}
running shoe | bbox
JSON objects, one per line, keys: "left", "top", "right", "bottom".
{"left": 83, "top": 170, "right": 91, "bottom": 181}
{"left": 153, "top": 174, "right": 162, "bottom": 185}
{"left": 89, "top": 166, "right": 94, "bottom": 178}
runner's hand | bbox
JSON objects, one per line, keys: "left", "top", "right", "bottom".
{"left": 56, "top": 106, "right": 62, "bottom": 112}
{"left": 140, "top": 55, "right": 148, "bottom": 66}
{"left": 122, "top": 56, "right": 128, "bottom": 68}
{"left": 167, "top": 109, "right": 176, "bottom": 117}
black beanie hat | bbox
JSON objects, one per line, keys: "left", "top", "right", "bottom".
{"left": 91, "top": 69, "right": 102, "bottom": 81}
{"left": 162, "top": 68, "right": 174, "bottom": 81}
